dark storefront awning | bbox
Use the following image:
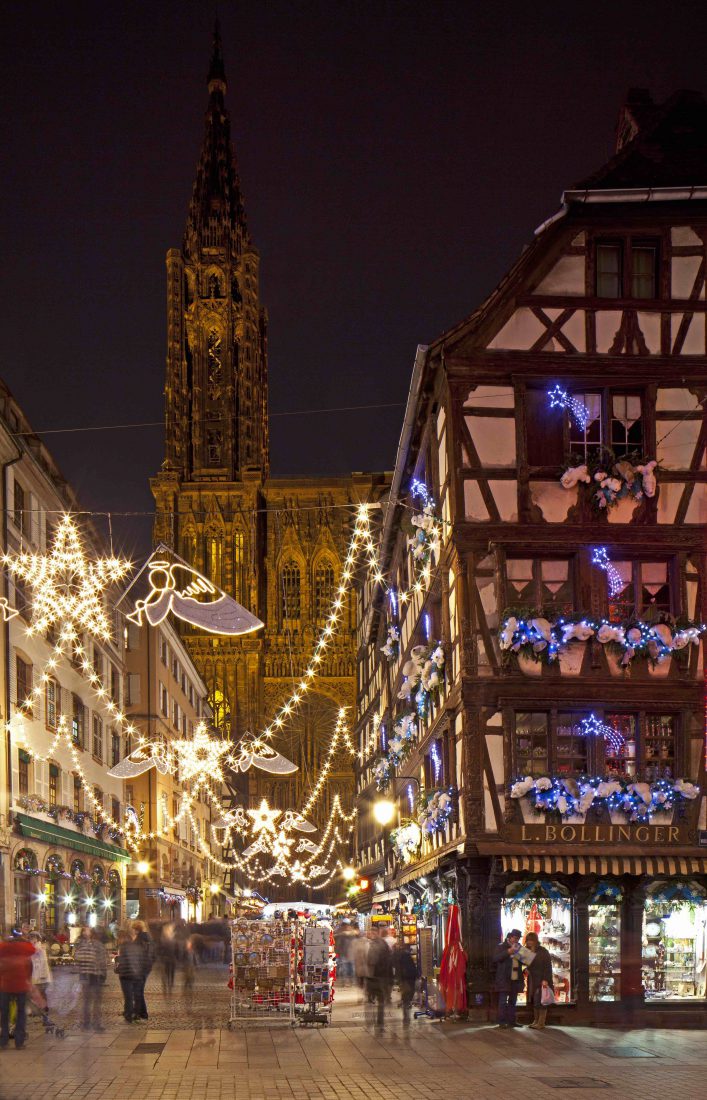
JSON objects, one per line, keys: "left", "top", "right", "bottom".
{"left": 16, "top": 813, "right": 131, "bottom": 864}
{"left": 500, "top": 855, "right": 707, "bottom": 876}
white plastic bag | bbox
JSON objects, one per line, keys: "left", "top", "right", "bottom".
{"left": 541, "top": 984, "right": 555, "bottom": 1006}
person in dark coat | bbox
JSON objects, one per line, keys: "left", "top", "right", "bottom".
{"left": 391, "top": 941, "right": 417, "bottom": 1027}
{"left": 523, "top": 932, "right": 554, "bottom": 1029}
{"left": 492, "top": 928, "right": 524, "bottom": 1028}
{"left": 131, "top": 921, "right": 155, "bottom": 1020}
{"left": 366, "top": 931, "right": 392, "bottom": 1033}
{"left": 114, "top": 930, "right": 142, "bottom": 1022}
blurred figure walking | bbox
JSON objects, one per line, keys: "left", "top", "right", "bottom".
{"left": 392, "top": 940, "right": 417, "bottom": 1027}
{"left": 131, "top": 921, "right": 155, "bottom": 1020}
{"left": 0, "top": 931, "right": 35, "bottom": 1048}
{"left": 157, "top": 922, "right": 177, "bottom": 996}
{"left": 114, "top": 929, "right": 141, "bottom": 1022}
{"left": 74, "top": 927, "right": 107, "bottom": 1032}
{"left": 28, "top": 933, "right": 52, "bottom": 1015}
{"left": 367, "top": 930, "right": 392, "bottom": 1034}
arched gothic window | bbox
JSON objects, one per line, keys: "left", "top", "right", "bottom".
{"left": 233, "top": 531, "right": 245, "bottom": 602}
{"left": 314, "top": 560, "right": 336, "bottom": 622}
{"left": 280, "top": 560, "right": 301, "bottom": 622}
{"left": 206, "top": 536, "right": 222, "bottom": 586}
{"left": 208, "top": 273, "right": 222, "bottom": 298}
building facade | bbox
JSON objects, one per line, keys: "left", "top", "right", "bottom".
{"left": 123, "top": 617, "right": 216, "bottom": 923}
{"left": 0, "top": 381, "right": 130, "bottom": 936}
{"left": 151, "top": 27, "right": 387, "bottom": 893}
{"left": 355, "top": 90, "right": 707, "bottom": 1024}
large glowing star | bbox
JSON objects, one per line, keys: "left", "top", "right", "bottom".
{"left": 107, "top": 725, "right": 297, "bottom": 781}
{"left": 172, "top": 726, "right": 232, "bottom": 782}
{"left": 127, "top": 557, "right": 263, "bottom": 636}
{"left": 3, "top": 513, "right": 130, "bottom": 640}
{"left": 247, "top": 799, "right": 281, "bottom": 836}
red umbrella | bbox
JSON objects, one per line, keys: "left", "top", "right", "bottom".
{"left": 438, "top": 904, "right": 468, "bottom": 1014}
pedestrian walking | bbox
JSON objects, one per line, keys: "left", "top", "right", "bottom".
{"left": 367, "top": 930, "right": 392, "bottom": 1034}
{"left": 493, "top": 928, "right": 524, "bottom": 1029}
{"left": 392, "top": 941, "right": 417, "bottom": 1027}
{"left": 28, "top": 933, "right": 52, "bottom": 1014}
{"left": 0, "top": 931, "right": 35, "bottom": 1048}
{"left": 114, "top": 929, "right": 141, "bottom": 1022}
{"left": 523, "top": 932, "right": 554, "bottom": 1030}
{"left": 74, "top": 927, "right": 107, "bottom": 1031}
{"left": 131, "top": 920, "right": 155, "bottom": 1020}
{"left": 351, "top": 929, "right": 370, "bottom": 1001}
{"left": 157, "top": 922, "right": 177, "bottom": 995}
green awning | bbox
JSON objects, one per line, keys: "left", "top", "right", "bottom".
{"left": 15, "top": 813, "right": 131, "bottom": 864}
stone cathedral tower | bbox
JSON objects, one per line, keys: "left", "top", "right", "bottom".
{"left": 151, "top": 26, "right": 387, "bottom": 887}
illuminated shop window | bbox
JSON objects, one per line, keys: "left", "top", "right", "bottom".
{"left": 588, "top": 882, "right": 622, "bottom": 1001}
{"left": 643, "top": 882, "right": 707, "bottom": 1002}
{"left": 501, "top": 882, "right": 572, "bottom": 1005}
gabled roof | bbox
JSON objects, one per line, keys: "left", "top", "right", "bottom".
{"left": 573, "top": 88, "right": 707, "bottom": 190}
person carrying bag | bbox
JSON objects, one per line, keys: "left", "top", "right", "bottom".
{"left": 523, "top": 932, "right": 554, "bottom": 1030}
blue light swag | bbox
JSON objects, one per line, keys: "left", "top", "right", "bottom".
{"left": 408, "top": 480, "right": 442, "bottom": 572}
{"left": 510, "top": 775, "right": 700, "bottom": 823}
{"left": 499, "top": 610, "right": 705, "bottom": 669}
{"left": 504, "top": 879, "right": 567, "bottom": 903}
{"left": 418, "top": 787, "right": 455, "bottom": 833}
{"left": 373, "top": 756, "right": 393, "bottom": 791}
{"left": 560, "top": 451, "right": 657, "bottom": 511}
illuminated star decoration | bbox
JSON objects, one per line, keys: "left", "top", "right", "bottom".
{"left": 592, "top": 547, "right": 624, "bottom": 599}
{"left": 580, "top": 713, "right": 625, "bottom": 755}
{"left": 172, "top": 723, "right": 232, "bottom": 782}
{"left": 3, "top": 513, "right": 130, "bottom": 640}
{"left": 247, "top": 799, "right": 281, "bottom": 836}
{"left": 547, "top": 385, "right": 590, "bottom": 431}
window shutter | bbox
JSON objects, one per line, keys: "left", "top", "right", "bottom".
{"left": 128, "top": 673, "right": 140, "bottom": 708}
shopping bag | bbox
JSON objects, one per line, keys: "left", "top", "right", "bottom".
{"left": 541, "top": 984, "right": 555, "bottom": 1006}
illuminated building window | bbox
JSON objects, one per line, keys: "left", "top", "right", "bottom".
{"left": 314, "top": 561, "right": 335, "bottom": 622}
{"left": 280, "top": 560, "right": 301, "bottom": 622}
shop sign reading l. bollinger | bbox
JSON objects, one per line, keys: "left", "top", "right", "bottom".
{"left": 512, "top": 823, "right": 686, "bottom": 844}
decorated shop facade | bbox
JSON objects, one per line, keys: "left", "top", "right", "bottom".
{"left": 354, "top": 89, "right": 707, "bottom": 1023}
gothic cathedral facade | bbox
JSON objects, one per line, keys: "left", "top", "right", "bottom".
{"left": 151, "top": 29, "right": 387, "bottom": 865}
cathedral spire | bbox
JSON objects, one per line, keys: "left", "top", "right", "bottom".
{"left": 162, "top": 23, "right": 269, "bottom": 483}
{"left": 184, "top": 21, "right": 246, "bottom": 257}
{"left": 207, "top": 18, "right": 227, "bottom": 97}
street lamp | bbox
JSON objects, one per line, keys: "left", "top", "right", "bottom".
{"left": 342, "top": 865, "right": 356, "bottom": 881}
{"left": 209, "top": 882, "right": 220, "bottom": 895}
{"left": 372, "top": 776, "right": 421, "bottom": 889}
{"left": 136, "top": 860, "right": 150, "bottom": 876}
{"left": 373, "top": 799, "right": 396, "bottom": 826}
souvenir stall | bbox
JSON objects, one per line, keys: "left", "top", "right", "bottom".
{"left": 294, "top": 920, "right": 336, "bottom": 1026}
{"left": 228, "top": 916, "right": 294, "bottom": 1026}
{"left": 500, "top": 882, "right": 572, "bottom": 1005}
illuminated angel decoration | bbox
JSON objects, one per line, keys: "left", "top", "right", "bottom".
{"left": 107, "top": 723, "right": 298, "bottom": 781}
{"left": 231, "top": 738, "right": 298, "bottom": 775}
{"left": 126, "top": 556, "right": 263, "bottom": 636}
{"left": 0, "top": 597, "right": 18, "bottom": 622}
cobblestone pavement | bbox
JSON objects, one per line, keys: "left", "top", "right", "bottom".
{"left": 3, "top": 979, "right": 706, "bottom": 1100}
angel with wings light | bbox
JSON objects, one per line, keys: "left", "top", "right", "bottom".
{"left": 107, "top": 722, "right": 297, "bottom": 782}
{"left": 126, "top": 556, "right": 263, "bottom": 636}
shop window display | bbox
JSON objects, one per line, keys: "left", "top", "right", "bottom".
{"left": 588, "top": 883, "right": 622, "bottom": 1001}
{"left": 501, "top": 883, "right": 572, "bottom": 1004}
{"left": 642, "top": 882, "right": 707, "bottom": 1001}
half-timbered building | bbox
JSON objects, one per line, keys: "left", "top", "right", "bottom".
{"left": 355, "top": 89, "right": 707, "bottom": 1024}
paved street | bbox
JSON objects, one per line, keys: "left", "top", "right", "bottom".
{"left": 2, "top": 975, "right": 706, "bottom": 1100}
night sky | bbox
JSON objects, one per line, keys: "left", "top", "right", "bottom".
{"left": 1, "top": 0, "right": 705, "bottom": 558}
